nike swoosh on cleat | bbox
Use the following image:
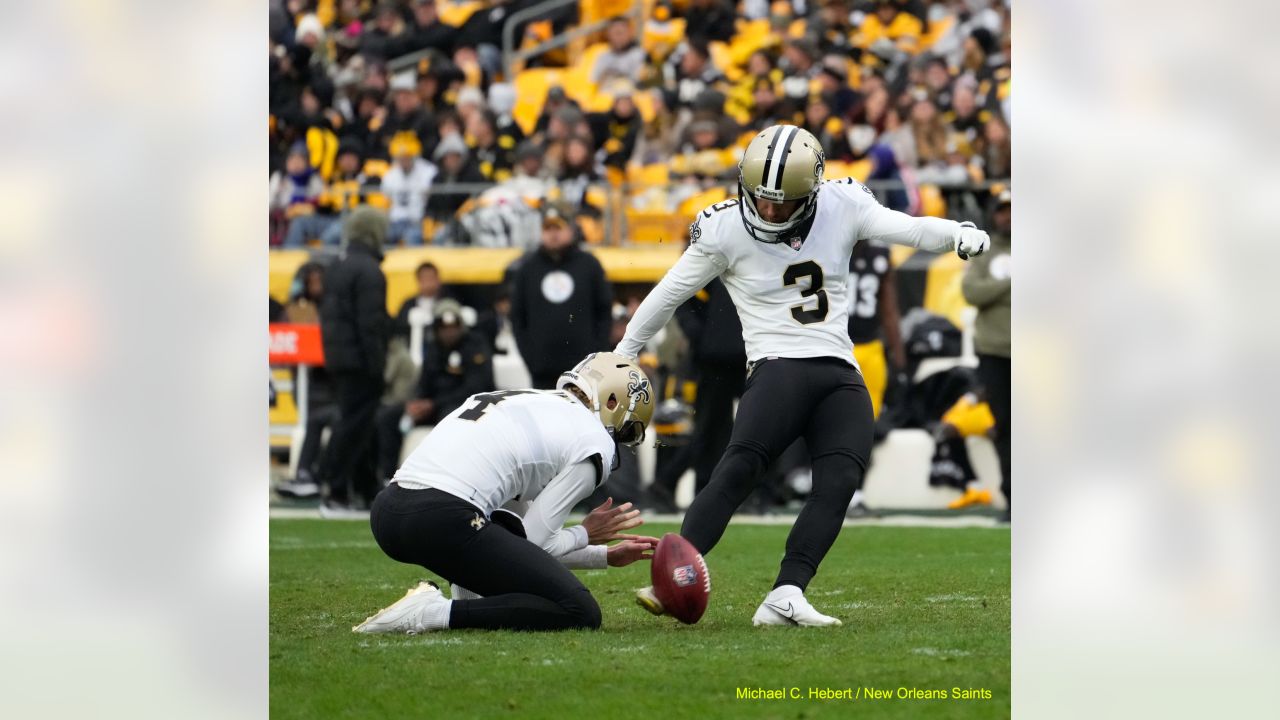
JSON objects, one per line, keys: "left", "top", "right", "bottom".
{"left": 765, "top": 601, "right": 795, "bottom": 619}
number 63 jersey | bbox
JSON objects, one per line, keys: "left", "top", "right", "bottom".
{"left": 616, "top": 178, "right": 964, "bottom": 365}
{"left": 393, "top": 390, "right": 616, "bottom": 516}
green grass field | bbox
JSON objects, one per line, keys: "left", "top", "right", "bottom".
{"left": 271, "top": 518, "right": 1009, "bottom": 719}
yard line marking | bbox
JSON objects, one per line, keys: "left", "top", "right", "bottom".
{"left": 271, "top": 508, "right": 1006, "bottom": 528}
{"left": 910, "top": 647, "right": 972, "bottom": 658}
{"left": 264, "top": 538, "right": 373, "bottom": 548}
{"left": 924, "top": 594, "right": 983, "bottom": 604}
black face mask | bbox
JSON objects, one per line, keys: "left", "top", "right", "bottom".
{"left": 614, "top": 419, "right": 645, "bottom": 446}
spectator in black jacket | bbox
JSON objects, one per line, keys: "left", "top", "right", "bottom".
{"left": 359, "top": 2, "right": 408, "bottom": 60}
{"left": 393, "top": 0, "right": 456, "bottom": 58}
{"left": 374, "top": 299, "right": 495, "bottom": 477}
{"left": 677, "top": 277, "right": 746, "bottom": 493}
{"left": 684, "top": 0, "right": 735, "bottom": 43}
{"left": 509, "top": 203, "right": 612, "bottom": 388}
{"left": 318, "top": 206, "right": 390, "bottom": 511}
{"left": 372, "top": 73, "right": 437, "bottom": 161}
{"left": 587, "top": 90, "right": 642, "bottom": 173}
{"left": 427, "top": 134, "right": 486, "bottom": 222}
{"left": 392, "top": 261, "right": 453, "bottom": 339}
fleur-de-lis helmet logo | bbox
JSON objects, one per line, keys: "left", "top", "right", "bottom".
{"left": 626, "top": 370, "right": 651, "bottom": 407}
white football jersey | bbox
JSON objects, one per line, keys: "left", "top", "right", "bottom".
{"left": 617, "top": 178, "right": 964, "bottom": 364}
{"left": 393, "top": 389, "right": 616, "bottom": 516}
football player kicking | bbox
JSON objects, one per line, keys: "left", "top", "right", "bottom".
{"left": 622, "top": 125, "right": 991, "bottom": 627}
{"left": 353, "top": 352, "right": 656, "bottom": 634}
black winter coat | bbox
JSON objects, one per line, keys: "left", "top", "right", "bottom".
{"left": 320, "top": 243, "right": 388, "bottom": 377}
{"left": 509, "top": 245, "right": 612, "bottom": 376}
{"left": 416, "top": 331, "right": 495, "bottom": 420}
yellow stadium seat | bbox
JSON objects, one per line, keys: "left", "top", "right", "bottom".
{"left": 512, "top": 68, "right": 564, "bottom": 136}
{"left": 581, "top": 0, "right": 633, "bottom": 26}
{"left": 849, "top": 158, "right": 873, "bottom": 183}
{"left": 583, "top": 90, "right": 615, "bottom": 113}
{"left": 269, "top": 368, "right": 299, "bottom": 429}
{"left": 924, "top": 252, "right": 970, "bottom": 328}
{"left": 708, "top": 41, "right": 743, "bottom": 82}
{"left": 631, "top": 89, "right": 656, "bottom": 122}
{"left": 919, "top": 184, "right": 947, "bottom": 218}
{"left": 727, "top": 19, "right": 775, "bottom": 67}
{"left": 918, "top": 14, "right": 955, "bottom": 53}
{"left": 420, "top": 217, "right": 439, "bottom": 244}
{"left": 438, "top": 1, "right": 482, "bottom": 28}
{"left": 676, "top": 186, "right": 729, "bottom": 217}
{"left": 578, "top": 215, "right": 606, "bottom": 245}
{"left": 627, "top": 163, "right": 669, "bottom": 187}
{"left": 584, "top": 185, "right": 611, "bottom": 212}
{"left": 824, "top": 160, "right": 855, "bottom": 182}
{"left": 563, "top": 43, "right": 610, "bottom": 105}
{"left": 643, "top": 18, "right": 686, "bottom": 55}
{"left": 625, "top": 209, "right": 689, "bottom": 244}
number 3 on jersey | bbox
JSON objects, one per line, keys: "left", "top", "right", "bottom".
{"left": 783, "top": 260, "right": 828, "bottom": 325}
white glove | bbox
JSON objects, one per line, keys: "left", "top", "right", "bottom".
{"left": 955, "top": 221, "right": 990, "bottom": 260}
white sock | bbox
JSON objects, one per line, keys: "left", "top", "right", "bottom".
{"left": 428, "top": 598, "right": 453, "bottom": 630}
{"left": 765, "top": 584, "right": 803, "bottom": 603}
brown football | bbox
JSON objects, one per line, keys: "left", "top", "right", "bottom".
{"left": 651, "top": 533, "right": 711, "bottom": 624}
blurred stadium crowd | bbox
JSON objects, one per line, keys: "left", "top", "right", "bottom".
{"left": 269, "top": 0, "right": 1011, "bottom": 248}
{"left": 269, "top": 0, "right": 1012, "bottom": 517}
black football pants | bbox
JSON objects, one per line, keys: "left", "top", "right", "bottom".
{"left": 321, "top": 371, "right": 383, "bottom": 504}
{"left": 680, "top": 357, "right": 874, "bottom": 591}
{"left": 370, "top": 485, "right": 601, "bottom": 631}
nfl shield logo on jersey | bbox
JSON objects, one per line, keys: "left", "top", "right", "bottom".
{"left": 672, "top": 564, "right": 698, "bottom": 587}
{"left": 788, "top": 237, "right": 803, "bottom": 250}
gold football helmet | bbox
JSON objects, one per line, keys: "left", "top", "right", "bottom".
{"left": 557, "top": 352, "right": 656, "bottom": 446}
{"left": 738, "top": 124, "right": 825, "bottom": 243}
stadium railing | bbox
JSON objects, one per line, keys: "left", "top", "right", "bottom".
{"left": 316, "top": 178, "right": 1008, "bottom": 248}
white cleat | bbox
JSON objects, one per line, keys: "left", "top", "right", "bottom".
{"left": 752, "top": 585, "right": 843, "bottom": 627}
{"left": 751, "top": 602, "right": 796, "bottom": 626}
{"left": 635, "top": 586, "right": 666, "bottom": 616}
{"left": 353, "top": 581, "right": 451, "bottom": 634}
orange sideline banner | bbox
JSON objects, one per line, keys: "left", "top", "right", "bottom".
{"left": 269, "top": 323, "right": 325, "bottom": 365}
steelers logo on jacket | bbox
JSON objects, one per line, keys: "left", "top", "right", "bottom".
{"left": 541, "top": 270, "right": 575, "bottom": 304}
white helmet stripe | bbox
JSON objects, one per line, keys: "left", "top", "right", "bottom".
{"left": 765, "top": 125, "right": 797, "bottom": 191}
